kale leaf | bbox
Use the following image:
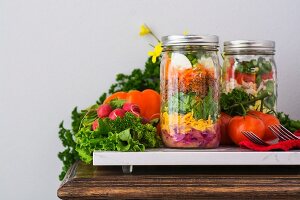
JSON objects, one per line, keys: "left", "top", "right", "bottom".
{"left": 75, "top": 113, "right": 161, "bottom": 163}
{"left": 58, "top": 56, "right": 160, "bottom": 180}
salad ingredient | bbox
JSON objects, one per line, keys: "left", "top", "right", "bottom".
{"left": 220, "top": 112, "right": 233, "bottom": 145}
{"left": 221, "top": 89, "right": 252, "bottom": 116}
{"left": 160, "top": 47, "right": 220, "bottom": 148}
{"left": 104, "top": 92, "right": 128, "bottom": 104}
{"left": 75, "top": 112, "right": 161, "bottom": 163}
{"left": 170, "top": 52, "right": 192, "bottom": 69}
{"left": 104, "top": 89, "right": 160, "bottom": 120}
{"left": 109, "top": 108, "right": 126, "bottom": 120}
{"left": 276, "top": 112, "right": 300, "bottom": 133}
{"left": 123, "top": 102, "right": 141, "bottom": 113}
{"left": 222, "top": 55, "right": 277, "bottom": 113}
{"left": 108, "top": 99, "right": 126, "bottom": 109}
{"left": 108, "top": 57, "right": 161, "bottom": 94}
{"left": 248, "top": 110, "right": 279, "bottom": 140}
{"left": 58, "top": 120, "right": 80, "bottom": 181}
{"left": 92, "top": 120, "right": 99, "bottom": 131}
{"left": 228, "top": 115, "right": 265, "bottom": 145}
{"left": 58, "top": 45, "right": 160, "bottom": 180}
{"left": 97, "top": 104, "right": 113, "bottom": 118}
{"left": 221, "top": 88, "right": 271, "bottom": 116}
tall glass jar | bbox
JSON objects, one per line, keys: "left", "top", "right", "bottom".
{"left": 222, "top": 40, "right": 277, "bottom": 113}
{"left": 160, "top": 35, "right": 221, "bottom": 148}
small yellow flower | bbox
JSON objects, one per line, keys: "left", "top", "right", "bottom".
{"left": 183, "top": 30, "right": 189, "bottom": 35}
{"left": 139, "top": 24, "right": 151, "bottom": 36}
{"left": 148, "top": 43, "right": 163, "bottom": 63}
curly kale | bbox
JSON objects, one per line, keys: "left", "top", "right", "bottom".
{"left": 75, "top": 113, "right": 161, "bottom": 164}
{"left": 58, "top": 56, "right": 161, "bottom": 180}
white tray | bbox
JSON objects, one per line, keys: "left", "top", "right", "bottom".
{"left": 93, "top": 146, "right": 300, "bottom": 173}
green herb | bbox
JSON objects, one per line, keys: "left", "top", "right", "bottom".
{"left": 235, "top": 60, "right": 256, "bottom": 74}
{"left": 75, "top": 113, "right": 161, "bottom": 163}
{"left": 276, "top": 112, "right": 300, "bottom": 133}
{"left": 257, "top": 80, "right": 276, "bottom": 110}
{"left": 58, "top": 56, "right": 160, "bottom": 180}
{"left": 221, "top": 89, "right": 252, "bottom": 116}
{"left": 186, "top": 53, "right": 198, "bottom": 66}
{"left": 165, "top": 88, "right": 218, "bottom": 121}
{"left": 221, "top": 89, "right": 272, "bottom": 115}
{"left": 109, "top": 99, "right": 126, "bottom": 109}
{"left": 193, "top": 88, "right": 218, "bottom": 121}
{"left": 57, "top": 120, "right": 80, "bottom": 180}
{"left": 166, "top": 92, "right": 197, "bottom": 114}
{"left": 109, "top": 57, "right": 160, "bottom": 93}
{"left": 235, "top": 57, "right": 272, "bottom": 75}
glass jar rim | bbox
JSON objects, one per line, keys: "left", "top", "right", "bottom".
{"left": 224, "top": 40, "right": 275, "bottom": 55}
{"left": 162, "top": 35, "right": 219, "bottom": 47}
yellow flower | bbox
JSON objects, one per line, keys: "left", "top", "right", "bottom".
{"left": 139, "top": 24, "right": 151, "bottom": 36}
{"left": 148, "top": 43, "right": 163, "bottom": 63}
{"left": 183, "top": 30, "right": 189, "bottom": 35}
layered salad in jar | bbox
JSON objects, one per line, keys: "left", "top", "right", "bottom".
{"left": 222, "top": 56, "right": 276, "bottom": 112}
{"left": 160, "top": 52, "right": 220, "bottom": 148}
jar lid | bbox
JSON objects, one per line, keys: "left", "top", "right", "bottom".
{"left": 161, "top": 35, "right": 219, "bottom": 47}
{"left": 224, "top": 40, "right": 275, "bottom": 54}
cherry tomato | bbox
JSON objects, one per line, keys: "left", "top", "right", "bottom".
{"left": 235, "top": 72, "right": 244, "bottom": 85}
{"left": 235, "top": 72, "right": 255, "bottom": 84}
{"left": 220, "top": 112, "right": 234, "bottom": 145}
{"left": 242, "top": 73, "right": 256, "bottom": 83}
{"left": 248, "top": 111, "right": 280, "bottom": 141}
{"left": 228, "top": 115, "right": 265, "bottom": 145}
{"left": 261, "top": 72, "right": 273, "bottom": 80}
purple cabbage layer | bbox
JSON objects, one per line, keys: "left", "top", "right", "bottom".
{"left": 161, "top": 124, "right": 220, "bottom": 148}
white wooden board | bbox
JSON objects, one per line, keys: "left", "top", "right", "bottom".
{"left": 93, "top": 146, "right": 300, "bottom": 166}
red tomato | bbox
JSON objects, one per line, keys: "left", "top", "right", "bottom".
{"left": 248, "top": 111, "right": 280, "bottom": 141}
{"left": 235, "top": 72, "right": 255, "bottom": 84}
{"left": 220, "top": 112, "right": 234, "bottom": 145}
{"left": 235, "top": 72, "right": 244, "bottom": 85}
{"left": 261, "top": 72, "right": 273, "bottom": 80}
{"left": 228, "top": 115, "right": 265, "bottom": 145}
{"left": 242, "top": 73, "right": 256, "bottom": 83}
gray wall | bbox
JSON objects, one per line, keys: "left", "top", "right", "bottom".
{"left": 1, "top": 0, "right": 299, "bottom": 199}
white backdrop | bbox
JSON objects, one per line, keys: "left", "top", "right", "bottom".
{"left": 1, "top": 0, "right": 300, "bottom": 199}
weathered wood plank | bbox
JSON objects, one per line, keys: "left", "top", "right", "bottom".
{"left": 58, "top": 162, "right": 300, "bottom": 199}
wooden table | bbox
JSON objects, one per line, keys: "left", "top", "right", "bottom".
{"left": 57, "top": 161, "right": 300, "bottom": 199}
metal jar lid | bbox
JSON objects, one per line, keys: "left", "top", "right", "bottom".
{"left": 224, "top": 40, "right": 275, "bottom": 55}
{"left": 161, "top": 35, "right": 219, "bottom": 48}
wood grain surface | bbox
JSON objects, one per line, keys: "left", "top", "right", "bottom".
{"left": 57, "top": 161, "right": 300, "bottom": 199}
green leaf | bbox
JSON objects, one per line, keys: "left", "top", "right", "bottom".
{"left": 118, "top": 128, "right": 131, "bottom": 141}
{"left": 220, "top": 88, "right": 252, "bottom": 116}
{"left": 109, "top": 99, "right": 126, "bottom": 109}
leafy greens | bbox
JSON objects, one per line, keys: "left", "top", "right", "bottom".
{"left": 75, "top": 113, "right": 161, "bottom": 164}
{"left": 58, "top": 57, "right": 160, "bottom": 180}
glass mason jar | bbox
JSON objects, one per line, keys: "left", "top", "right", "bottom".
{"left": 160, "top": 35, "right": 221, "bottom": 148}
{"left": 222, "top": 40, "right": 277, "bottom": 113}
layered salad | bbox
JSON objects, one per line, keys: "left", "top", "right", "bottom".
{"left": 160, "top": 52, "right": 220, "bottom": 148}
{"left": 222, "top": 56, "right": 276, "bottom": 112}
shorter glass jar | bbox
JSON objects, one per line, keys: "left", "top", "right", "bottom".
{"left": 222, "top": 40, "right": 277, "bottom": 113}
{"left": 160, "top": 35, "right": 221, "bottom": 148}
